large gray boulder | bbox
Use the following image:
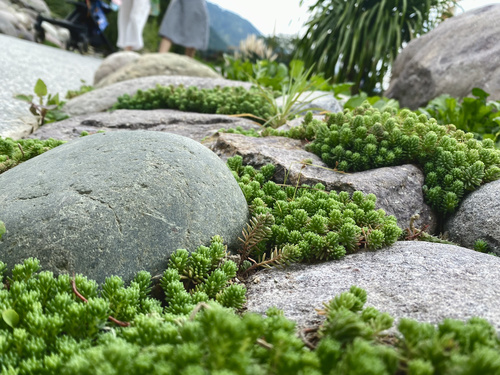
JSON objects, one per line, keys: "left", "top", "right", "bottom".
{"left": 27, "top": 109, "right": 262, "bottom": 142}
{"left": 95, "top": 53, "right": 221, "bottom": 88}
{"left": 245, "top": 241, "right": 500, "bottom": 332}
{"left": 93, "top": 51, "right": 141, "bottom": 86}
{"left": 211, "top": 133, "right": 437, "bottom": 232}
{"left": 385, "top": 5, "right": 500, "bottom": 109}
{"left": 444, "top": 179, "right": 500, "bottom": 255}
{"left": 63, "top": 75, "right": 253, "bottom": 116}
{"left": 0, "top": 131, "right": 249, "bottom": 284}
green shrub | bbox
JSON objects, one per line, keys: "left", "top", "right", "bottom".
{"left": 273, "top": 104, "right": 500, "bottom": 216}
{"left": 2, "top": 258, "right": 500, "bottom": 374}
{"left": 112, "top": 84, "right": 273, "bottom": 123}
{"left": 227, "top": 155, "right": 402, "bottom": 267}
{"left": 0, "top": 137, "right": 65, "bottom": 174}
{"left": 418, "top": 88, "right": 500, "bottom": 146}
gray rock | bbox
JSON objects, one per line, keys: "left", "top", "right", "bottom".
{"left": 93, "top": 51, "right": 141, "bottom": 86}
{"left": 0, "top": 131, "right": 249, "bottom": 284}
{"left": 63, "top": 75, "right": 254, "bottom": 116}
{"left": 0, "top": 34, "right": 102, "bottom": 140}
{"left": 245, "top": 241, "right": 500, "bottom": 332}
{"left": 95, "top": 53, "right": 221, "bottom": 88}
{"left": 28, "top": 109, "right": 262, "bottom": 142}
{"left": 444, "top": 179, "right": 500, "bottom": 255}
{"left": 385, "top": 5, "right": 500, "bottom": 109}
{"left": 0, "top": 11, "right": 16, "bottom": 36}
{"left": 211, "top": 133, "right": 437, "bottom": 232}
{"left": 274, "top": 91, "right": 343, "bottom": 115}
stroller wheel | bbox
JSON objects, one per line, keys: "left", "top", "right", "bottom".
{"left": 34, "top": 28, "right": 45, "bottom": 44}
{"left": 76, "top": 34, "right": 89, "bottom": 54}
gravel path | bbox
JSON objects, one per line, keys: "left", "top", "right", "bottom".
{"left": 0, "top": 34, "right": 103, "bottom": 138}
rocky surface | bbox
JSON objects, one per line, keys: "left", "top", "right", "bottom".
{"left": 93, "top": 51, "right": 141, "bottom": 86}
{"left": 385, "top": 4, "right": 500, "bottom": 109}
{"left": 0, "top": 131, "right": 249, "bottom": 284}
{"left": 0, "top": 34, "right": 102, "bottom": 140}
{"left": 0, "top": 0, "right": 70, "bottom": 46}
{"left": 245, "top": 241, "right": 500, "bottom": 332}
{"left": 444, "top": 178, "right": 500, "bottom": 255}
{"left": 274, "top": 90, "right": 343, "bottom": 115}
{"left": 211, "top": 132, "right": 438, "bottom": 232}
{"left": 62, "top": 75, "right": 254, "bottom": 116}
{"left": 27, "top": 109, "right": 262, "bottom": 142}
{"left": 95, "top": 53, "right": 222, "bottom": 88}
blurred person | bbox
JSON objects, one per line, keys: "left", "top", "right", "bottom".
{"left": 117, "top": 0, "right": 150, "bottom": 51}
{"left": 158, "top": 0, "right": 209, "bottom": 57}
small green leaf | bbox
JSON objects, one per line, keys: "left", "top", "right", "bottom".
{"left": 34, "top": 79, "right": 48, "bottom": 98}
{"left": 0, "top": 221, "right": 5, "bottom": 239}
{"left": 2, "top": 309, "right": 19, "bottom": 328}
{"left": 14, "top": 94, "right": 34, "bottom": 103}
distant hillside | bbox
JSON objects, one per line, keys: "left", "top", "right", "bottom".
{"left": 207, "top": 2, "right": 262, "bottom": 51}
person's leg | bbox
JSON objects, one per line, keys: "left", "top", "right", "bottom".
{"left": 159, "top": 37, "right": 172, "bottom": 53}
{"left": 185, "top": 47, "right": 196, "bottom": 58}
{"left": 116, "top": 0, "right": 133, "bottom": 49}
{"left": 126, "top": 0, "right": 150, "bottom": 50}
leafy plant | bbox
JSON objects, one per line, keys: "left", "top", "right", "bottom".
{"left": 112, "top": 84, "right": 273, "bottom": 123}
{"left": 418, "top": 88, "right": 500, "bottom": 146}
{"left": 65, "top": 80, "right": 94, "bottom": 99}
{"left": 227, "top": 155, "right": 402, "bottom": 269}
{"left": 295, "top": 0, "right": 460, "bottom": 94}
{"left": 0, "top": 221, "right": 5, "bottom": 240}
{"left": 14, "top": 79, "right": 69, "bottom": 125}
{"left": 250, "top": 60, "right": 331, "bottom": 128}
{"left": 3, "top": 258, "right": 500, "bottom": 374}
{"left": 0, "top": 137, "right": 66, "bottom": 174}
{"left": 271, "top": 104, "right": 500, "bottom": 217}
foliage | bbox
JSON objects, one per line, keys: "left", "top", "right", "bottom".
{"left": 222, "top": 56, "right": 346, "bottom": 94}
{"left": 112, "top": 84, "right": 273, "bottom": 123}
{"left": 0, "top": 221, "right": 5, "bottom": 240}
{"left": 295, "top": 0, "right": 460, "bottom": 94}
{"left": 2, "top": 259, "right": 500, "bottom": 374}
{"left": 65, "top": 80, "right": 94, "bottom": 100}
{"left": 227, "top": 155, "right": 402, "bottom": 267}
{"left": 14, "top": 79, "right": 69, "bottom": 125}
{"left": 217, "top": 126, "right": 261, "bottom": 137}
{"left": 473, "top": 239, "right": 489, "bottom": 254}
{"left": 250, "top": 60, "right": 330, "bottom": 128}
{"left": 0, "top": 137, "right": 65, "bottom": 174}
{"left": 278, "top": 104, "right": 500, "bottom": 216}
{"left": 418, "top": 88, "right": 500, "bottom": 146}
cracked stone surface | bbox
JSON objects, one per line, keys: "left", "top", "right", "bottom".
{"left": 245, "top": 241, "right": 500, "bottom": 332}
{"left": 0, "top": 131, "right": 249, "bottom": 284}
{"left": 27, "top": 109, "right": 261, "bottom": 142}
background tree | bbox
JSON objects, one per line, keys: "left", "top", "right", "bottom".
{"left": 295, "top": 0, "right": 460, "bottom": 95}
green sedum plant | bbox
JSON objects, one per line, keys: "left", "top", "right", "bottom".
{"left": 0, "top": 137, "right": 65, "bottom": 174}
{"left": 2, "top": 258, "right": 500, "bottom": 374}
{"left": 227, "top": 155, "right": 402, "bottom": 268}
{"left": 274, "top": 104, "right": 500, "bottom": 216}
{"left": 112, "top": 84, "right": 273, "bottom": 123}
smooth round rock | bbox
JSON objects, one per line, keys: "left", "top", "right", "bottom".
{"left": 0, "top": 131, "right": 249, "bottom": 283}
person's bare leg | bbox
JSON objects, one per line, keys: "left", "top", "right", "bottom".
{"left": 124, "top": 46, "right": 133, "bottom": 51}
{"left": 159, "top": 38, "right": 172, "bottom": 53}
{"left": 185, "top": 47, "right": 196, "bottom": 58}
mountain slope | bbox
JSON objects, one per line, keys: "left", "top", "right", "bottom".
{"left": 207, "top": 2, "right": 262, "bottom": 50}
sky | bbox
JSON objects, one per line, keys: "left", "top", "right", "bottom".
{"left": 208, "top": 0, "right": 500, "bottom": 37}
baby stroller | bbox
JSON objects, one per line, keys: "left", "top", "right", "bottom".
{"left": 34, "top": 0, "right": 115, "bottom": 54}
